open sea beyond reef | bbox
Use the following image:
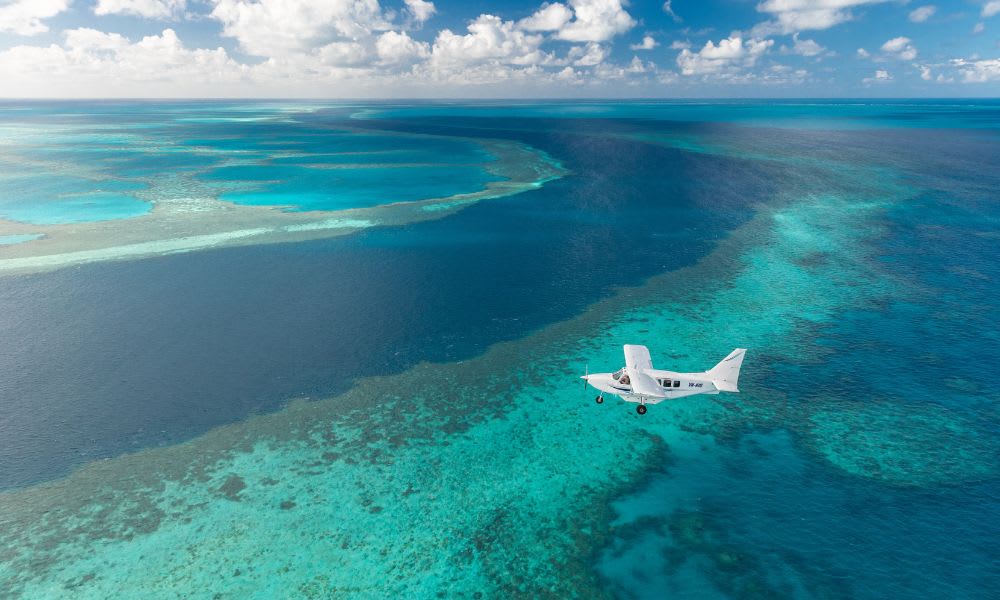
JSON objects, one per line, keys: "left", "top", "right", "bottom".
{"left": 0, "top": 100, "right": 998, "bottom": 599}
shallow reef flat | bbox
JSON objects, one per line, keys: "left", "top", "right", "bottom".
{"left": 0, "top": 139, "right": 563, "bottom": 276}
{"left": 0, "top": 108, "right": 565, "bottom": 276}
{"left": 4, "top": 139, "right": 992, "bottom": 599}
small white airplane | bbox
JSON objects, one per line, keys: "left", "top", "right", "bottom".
{"left": 582, "top": 345, "right": 747, "bottom": 414}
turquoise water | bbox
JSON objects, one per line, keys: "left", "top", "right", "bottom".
{"left": 0, "top": 103, "right": 506, "bottom": 224}
{"left": 203, "top": 164, "right": 502, "bottom": 211}
{"left": 0, "top": 101, "right": 998, "bottom": 598}
{"left": 0, "top": 172, "right": 149, "bottom": 224}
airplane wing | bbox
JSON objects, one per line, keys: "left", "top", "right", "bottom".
{"left": 623, "top": 345, "right": 664, "bottom": 398}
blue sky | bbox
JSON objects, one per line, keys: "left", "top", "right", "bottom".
{"left": 0, "top": 0, "right": 998, "bottom": 97}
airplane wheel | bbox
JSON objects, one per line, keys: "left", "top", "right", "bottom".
{"left": 636, "top": 405, "right": 647, "bottom": 415}
{"left": 595, "top": 396, "right": 604, "bottom": 404}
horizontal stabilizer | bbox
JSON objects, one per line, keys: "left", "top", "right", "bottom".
{"left": 708, "top": 348, "right": 746, "bottom": 393}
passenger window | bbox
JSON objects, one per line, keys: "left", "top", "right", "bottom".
{"left": 661, "top": 379, "right": 671, "bottom": 388}
{"left": 673, "top": 380, "right": 681, "bottom": 388}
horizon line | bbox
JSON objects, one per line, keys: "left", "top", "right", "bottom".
{"left": 1, "top": 96, "right": 999, "bottom": 102}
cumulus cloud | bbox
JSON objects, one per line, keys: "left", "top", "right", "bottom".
{"left": 856, "top": 47, "right": 869, "bottom": 57}
{"left": 376, "top": 30, "right": 429, "bottom": 65}
{"left": 430, "top": 15, "right": 548, "bottom": 68}
{"left": 210, "top": 0, "right": 391, "bottom": 58}
{"left": 403, "top": 0, "right": 435, "bottom": 23}
{"left": 626, "top": 56, "right": 647, "bottom": 73}
{"left": 677, "top": 35, "right": 774, "bottom": 77}
{"left": 908, "top": 5, "right": 935, "bottom": 23}
{"left": 754, "top": 0, "right": 890, "bottom": 35}
{"left": 630, "top": 35, "right": 658, "bottom": 51}
{"left": 569, "top": 41, "right": 607, "bottom": 66}
{"left": 434, "top": 0, "right": 634, "bottom": 76}
{"left": 94, "top": 0, "right": 187, "bottom": 19}
{"left": 316, "top": 41, "right": 370, "bottom": 67}
{"left": 952, "top": 57, "right": 1000, "bottom": 81}
{"left": 782, "top": 32, "right": 825, "bottom": 56}
{"left": 881, "top": 36, "right": 917, "bottom": 60}
{"left": 0, "top": 0, "right": 68, "bottom": 35}
{"left": 555, "top": 0, "right": 636, "bottom": 42}
{"left": 0, "top": 27, "right": 247, "bottom": 95}
{"left": 518, "top": 2, "right": 573, "bottom": 31}
{"left": 919, "top": 64, "right": 932, "bottom": 80}
{"left": 983, "top": 1, "right": 1000, "bottom": 18}
{"left": 863, "top": 68, "right": 892, "bottom": 82}
{"left": 516, "top": 0, "right": 635, "bottom": 42}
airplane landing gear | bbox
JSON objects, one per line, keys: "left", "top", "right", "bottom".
{"left": 595, "top": 395, "right": 604, "bottom": 404}
{"left": 636, "top": 404, "right": 647, "bottom": 415}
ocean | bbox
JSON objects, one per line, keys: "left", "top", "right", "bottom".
{"left": 0, "top": 100, "right": 997, "bottom": 598}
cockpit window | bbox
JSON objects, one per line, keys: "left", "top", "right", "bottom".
{"left": 612, "top": 368, "right": 625, "bottom": 381}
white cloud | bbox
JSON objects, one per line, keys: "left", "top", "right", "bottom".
{"left": 94, "top": 0, "right": 187, "bottom": 19}
{"left": 630, "top": 35, "right": 658, "bottom": 51}
{"left": 919, "top": 64, "right": 932, "bottom": 80}
{"left": 881, "top": 36, "right": 917, "bottom": 60}
{"left": 517, "top": 0, "right": 635, "bottom": 42}
{"left": 908, "top": 5, "right": 935, "bottom": 23}
{"left": 0, "top": 28, "right": 248, "bottom": 95}
{"left": 626, "top": 55, "right": 646, "bottom": 73}
{"left": 431, "top": 15, "right": 548, "bottom": 68}
{"left": 863, "top": 68, "right": 892, "bottom": 82}
{"left": 662, "top": 0, "right": 681, "bottom": 23}
{"left": 518, "top": 2, "right": 573, "bottom": 31}
{"left": 857, "top": 47, "right": 869, "bottom": 58}
{"left": 403, "top": 0, "right": 435, "bottom": 23}
{"left": 376, "top": 30, "right": 429, "bottom": 65}
{"left": 555, "top": 65, "right": 581, "bottom": 83}
{"left": 0, "top": 0, "right": 68, "bottom": 35}
{"left": 670, "top": 40, "right": 690, "bottom": 50}
{"left": 953, "top": 57, "right": 1000, "bottom": 81}
{"left": 677, "top": 35, "right": 774, "bottom": 77}
{"left": 983, "top": 1, "right": 1000, "bottom": 18}
{"left": 316, "top": 41, "right": 370, "bottom": 67}
{"left": 754, "top": 0, "right": 890, "bottom": 35}
{"left": 556, "top": 0, "right": 636, "bottom": 42}
{"left": 210, "top": 0, "right": 391, "bottom": 58}
{"left": 569, "top": 41, "right": 607, "bottom": 66}
{"left": 973, "top": 21, "right": 985, "bottom": 33}
{"left": 761, "top": 63, "right": 809, "bottom": 84}
{"left": 783, "top": 32, "right": 825, "bottom": 56}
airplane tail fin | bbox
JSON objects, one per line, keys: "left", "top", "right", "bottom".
{"left": 708, "top": 348, "right": 746, "bottom": 393}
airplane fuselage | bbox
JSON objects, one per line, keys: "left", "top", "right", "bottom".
{"left": 584, "top": 370, "right": 719, "bottom": 404}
